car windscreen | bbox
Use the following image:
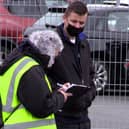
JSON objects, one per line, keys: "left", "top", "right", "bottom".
{"left": 4, "top": 0, "right": 48, "bottom": 18}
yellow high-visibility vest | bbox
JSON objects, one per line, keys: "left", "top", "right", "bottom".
{"left": 0, "top": 56, "right": 56, "bottom": 129}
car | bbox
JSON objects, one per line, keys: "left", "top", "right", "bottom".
{"left": 24, "top": 3, "right": 117, "bottom": 35}
{"left": 45, "top": 0, "right": 106, "bottom": 5}
{"left": 0, "top": 0, "right": 48, "bottom": 64}
{"left": 103, "top": 0, "right": 129, "bottom": 6}
{"left": 24, "top": 4, "right": 129, "bottom": 95}
{"left": 46, "top": 0, "right": 67, "bottom": 6}
{"left": 84, "top": 5, "right": 129, "bottom": 95}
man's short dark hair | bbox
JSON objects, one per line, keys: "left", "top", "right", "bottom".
{"left": 65, "top": 1, "right": 88, "bottom": 16}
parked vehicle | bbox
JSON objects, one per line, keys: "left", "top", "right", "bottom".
{"left": 0, "top": 0, "right": 48, "bottom": 64}
{"left": 46, "top": 0, "right": 67, "bottom": 6}
{"left": 85, "top": 5, "right": 129, "bottom": 95}
{"left": 24, "top": 4, "right": 129, "bottom": 95}
{"left": 103, "top": 0, "right": 129, "bottom": 6}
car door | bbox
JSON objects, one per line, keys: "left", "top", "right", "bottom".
{"left": 105, "top": 9, "right": 129, "bottom": 89}
{"left": 84, "top": 10, "right": 109, "bottom": 91}
{"left": 84, "top": 8, "right": 129, "bottom": 93}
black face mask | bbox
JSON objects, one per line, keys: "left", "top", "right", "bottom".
{"left": 66, "top": 23, "right": 84, "bottom": 37}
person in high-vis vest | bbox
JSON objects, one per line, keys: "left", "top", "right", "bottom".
{"left": 0, "top": 30, "right": 72, "bottom": 129}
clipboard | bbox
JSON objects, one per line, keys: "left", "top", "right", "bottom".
{"left": 57, "top": 83, "right": 90, "bottom": 96}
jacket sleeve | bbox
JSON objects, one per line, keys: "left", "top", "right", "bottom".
{"left": 84, "top": 65, "right": 96, "bottom": 108}
{"left": 83, "top": 38, "right": 96, "bottom": 108}
{"left": 17, "top": 66, "right": 65, "bottom": 118}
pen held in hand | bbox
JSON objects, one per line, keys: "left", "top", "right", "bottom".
{"left": 57, "top": 83, "right": 64, "bottom": 87}
{"left": 57, "top": 83, "right": 90, "bottom": 89}
{"left": 70, "top": 84, "right": 90, "bottom": 88}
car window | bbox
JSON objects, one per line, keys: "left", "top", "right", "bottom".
{"left": 107, "top": 11, "right": 129, "bottom": 32}
{"left": 85, "top": 12, "right": 105, "bottom": 31}
{"left": 46, "top": 0, "right": 67, "bottom": 6}
{"left": 79, "top": 0, "right": 107, "bottom": 4}
{"left": 91, "top": 10, "right": 129, "bottom": 32}
{"left": 96, "top": 15, "right": 107, "bottom": 30}
{"left": 85, "top": 15, "right": 96, "bottom": 31}
{"left": 34, "top": 12, "right": 63, "bottom": 27}
{"left": 4, "top": 0, "right": 48, "bottom": 17}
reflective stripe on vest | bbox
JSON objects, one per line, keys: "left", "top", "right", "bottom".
{"left": 0, "top": 56, "right": 56, "bottom": 129}
{"left": 3, "top": 119, "right": 56, "bottom": 129}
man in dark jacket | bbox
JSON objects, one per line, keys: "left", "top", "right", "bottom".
{"left": 0, "top": 30, "right": 72, "bottom": 128}
{"left": 47, "top": 1, "right": 96, "bottom": 129}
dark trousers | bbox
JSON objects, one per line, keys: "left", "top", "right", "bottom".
{"left": 56, "top": 119, "right": 91, "bottom": 129}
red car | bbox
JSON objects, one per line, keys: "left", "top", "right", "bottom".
{"left": 0, "top": 0, "right": 47, "bottom": 64}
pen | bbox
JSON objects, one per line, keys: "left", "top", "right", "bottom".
{"left": 57, "top": 83, "right": 63, "bottom": 87}
{"left": 57, "top": 83, "right": 90, "bottom": 88}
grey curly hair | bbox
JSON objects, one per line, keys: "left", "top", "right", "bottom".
{"left": 29, "top": 30, "right": 64, "bottom": 67}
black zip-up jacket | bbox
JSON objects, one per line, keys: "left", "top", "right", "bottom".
{"left": 47, "top": 24, "right": 96, "bottom": 123}
{"left": 0, "top": 40, "right": 65, "bottom": 118}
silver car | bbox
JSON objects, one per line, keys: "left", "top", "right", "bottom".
{"left": 24, "top": 4, "right": 129, "bottom": 95}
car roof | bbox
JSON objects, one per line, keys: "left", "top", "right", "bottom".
{"left": 103, "top": 0, "right": 129, "bottom": 6}
{"left": 24, "top": 3, "right": 129, "bottom": 36}
{"left": 88, "top": 3, "right": 129, "bottom": 10}
{"left": 48, "top": 3, "right": 129, "bottom": 13}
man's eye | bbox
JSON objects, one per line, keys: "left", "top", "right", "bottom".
{"left": 71, "top": 20, "right": 77, "bottom": 23}
{"left": 71, "top": 20, "right": 84, "bottom": 25}
{"left": 79, "top": 22, "right": 85, "bottom": 25}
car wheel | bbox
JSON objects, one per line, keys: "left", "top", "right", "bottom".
{"left": 93, "top": 60, "right": 108, "bottom": 91}
{"left": 0, "top": 51, "right": 4, "bottom": 66}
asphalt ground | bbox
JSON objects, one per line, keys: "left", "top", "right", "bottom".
{"left": 89, "top": 96, "right": 129, "bottom": 129}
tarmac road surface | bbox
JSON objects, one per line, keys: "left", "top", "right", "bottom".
{"left": 89, "top": 96, "right": 129, "bottom": 129}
